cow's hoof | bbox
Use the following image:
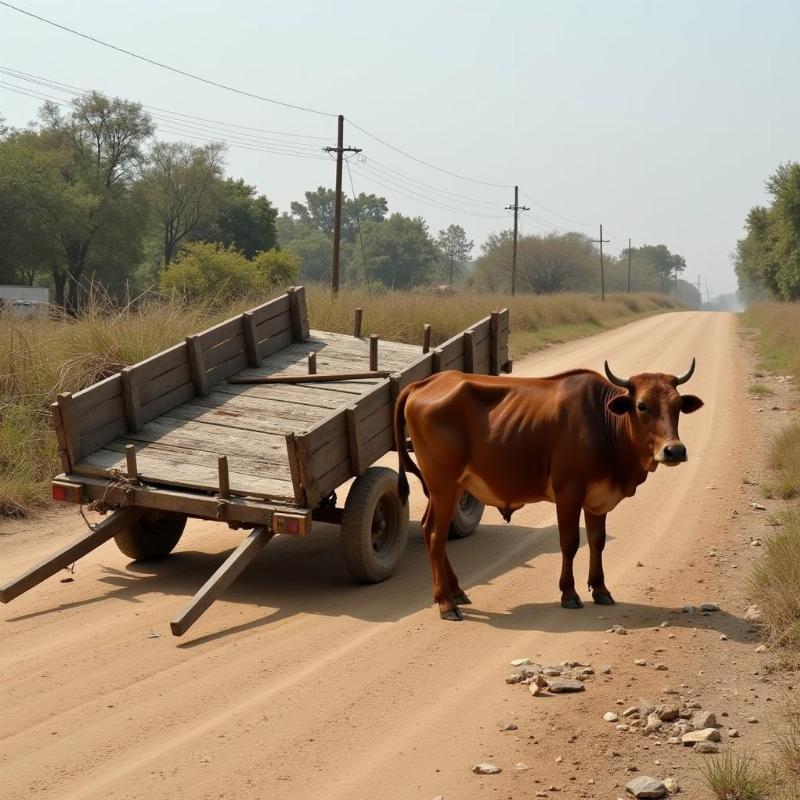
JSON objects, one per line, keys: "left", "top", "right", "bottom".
{"left": 561, "top": 594, "right": 584, "bottom": 609}
{"left": 592, "top": 589, "right": 616, "bottom": 606}
{"left": 453, "top": 591, "right": 472, "bottom": 605}
{"left": 440, "top": 606, "right": 464, "bottom": 621}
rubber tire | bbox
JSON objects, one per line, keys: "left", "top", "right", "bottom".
{"left": 114, "top": 511, "right": 187, "bottom": 561}
{"left": 341, "top": 467, "right": 410, "bottom": 584}
{"left": 448, "top": 491, "right": 485, "bottom": 539}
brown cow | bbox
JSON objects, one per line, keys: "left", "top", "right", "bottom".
{"left": 393, "top": 360, "right": 703, "bottom": 620}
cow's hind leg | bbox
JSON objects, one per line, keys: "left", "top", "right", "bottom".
{"left": 429, "top": 488, "right": 462, "bottom": 620}
{"left": 556, "top": 489, "right": 584, "bottom": 609}
{"left": 585, "top": 510, "right": 615, "bottom": 605}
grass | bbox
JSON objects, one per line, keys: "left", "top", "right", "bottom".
{"left": 750, "top": 507, "right": 800, "bottom": 649}
{"left": 743, "top": 303, "right": 800, "bottom": 382}
{"left": 699, "top": 749, "right": 774, "bottom": 800}
{"left": 0, "top": 286, "right": 682, "bottom": 518}
{"left": 748, "top": 383, "right": 774, "bottom": 396}
{"left": 765, "top": 423, "right": 800, "bottom": 500}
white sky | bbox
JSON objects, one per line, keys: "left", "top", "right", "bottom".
{"left": 1, "top": 0, "right": 798, "bottom": 296}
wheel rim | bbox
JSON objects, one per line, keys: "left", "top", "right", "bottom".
{"left": 371, "top": 496, "right": 398, "bottom": 557}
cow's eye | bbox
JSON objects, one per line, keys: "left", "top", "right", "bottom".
{"left": 636, "top": 401, "right": 648, "bottom": 413}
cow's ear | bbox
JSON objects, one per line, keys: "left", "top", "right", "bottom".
{"left": 681, "top": 394, "right": 704, "bottom": 414}
{"left": 608, "top": 394, "right": 633, "bottom": 415}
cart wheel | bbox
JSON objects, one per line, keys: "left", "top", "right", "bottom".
{"left": 448, "top": 491, "right": 485, "bottom": 539}
{"left": 114, "top": 511, "right": 187, "bottom": 561}
{"left": 341, "top": 467, "right": 409, "bottom": 583}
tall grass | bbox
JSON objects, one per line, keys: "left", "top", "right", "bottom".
{"left": 743, "top": 303, "right": 800, "bottom": 382}
{"left": 0, "top": 287, "right": 682, "bottom": 517}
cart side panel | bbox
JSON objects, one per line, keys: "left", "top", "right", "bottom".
{"left": 51, "top": 290, "right": 305, "bottom": 466}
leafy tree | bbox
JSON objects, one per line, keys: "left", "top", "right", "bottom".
{"left": 141, "top": 140, "right": 225, "bottom": 266}
{"left": 436, "top": 224, "right": 473, "bottom": 286}
{"left": 357, "top": 214, "right": 439, "bottom": 288}
{"left": 281, "top": 227, "right": 332, "bottom": 283}
{"left": 289, "top": 187, "right": 387, "bottom": 241}
{"left": 197, "top": 177, "right": 277, "bottom": 257}
{"left": 159, "top": 242, "right": 259, "bottom": 302}
{"left": 252, "top": 248, "right": 299, "bottom": 289}
{"left": 36, "top": 93, "right": 154, "bottom": 310}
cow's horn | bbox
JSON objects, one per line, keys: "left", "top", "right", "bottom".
{"left": 604, "top": 360, "right": 632, "bottom": 390}
{"left": 674, "top": 357, "right": 696, "bottom": 386}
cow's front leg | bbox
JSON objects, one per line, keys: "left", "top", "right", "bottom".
{"left": 555, "top": 489, "right": 583, "bottom": 609}
{"left": 585, "top": 510, "right": 615, "bottom": 605}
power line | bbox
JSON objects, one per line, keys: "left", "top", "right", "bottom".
{"left": 345, "top": 158, "right": 372, "bottom": 296}
{"left": 518, "top": 188, "right": 594, "bottom": 229}
{"left": 0, "top": 1, "right": 336, "bottom": 117}
{"left": 346, "top": 117, "right": 513, "bottom": 190}
{"left": 0, "top": 65, "right": 331, "bottom": 141}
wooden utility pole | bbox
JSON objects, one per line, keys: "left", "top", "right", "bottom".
{"left": 627, "top": 237, "right": 632, "bottom": 294}
{"left": 324, "top": 115, "right": 361, "bottom": 295}
{"left": 593, "top": 225, "right": 610, "bottom": 300}
{"left": 505, "top": 186, "right": 529, "bottom": 296}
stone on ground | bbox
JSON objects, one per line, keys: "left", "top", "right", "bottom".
{"left": 625, "top": 775, "right": 667, "bottom": 798}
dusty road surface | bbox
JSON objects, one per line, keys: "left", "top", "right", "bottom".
{"left": 1, "top": 310, "right": 787, "bottom": 799}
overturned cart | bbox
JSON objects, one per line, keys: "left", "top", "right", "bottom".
{"left": 0, "top": 287, "right": 510, "bottom": 635}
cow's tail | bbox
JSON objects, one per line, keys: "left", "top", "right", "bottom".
{"left": 394, "top": 385, "right": 428, "bottom": 504}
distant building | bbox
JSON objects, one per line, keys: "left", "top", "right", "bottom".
{"left": 0, "top": 285, "right": 50, "bottom": 317}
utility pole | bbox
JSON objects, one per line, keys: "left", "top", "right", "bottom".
{"left": 505, "top": 186, "right": 529, "bottom": 296}
{"left": 627, "top": 237, "right": 632, "bottom": 294}
{"left": 696, "top": 275, "right": 702, "bottom": 308}
{"left": 593, "top": 225, "right": 610, "bottom": 300}
{"left": 323, "top": 115, "right": 361, "bottom": 295}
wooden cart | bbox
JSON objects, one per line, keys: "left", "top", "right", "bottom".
{"left": 0, "top": 287, "right": 510, "bottom": 635}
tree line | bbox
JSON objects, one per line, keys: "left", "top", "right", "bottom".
{"left": 0, "top": 90, "right": 695, "bottom": 307}
{"left": 734, "top": 162, "right": 800, "bottom": 301}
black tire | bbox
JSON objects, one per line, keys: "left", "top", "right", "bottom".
{"left": 114, "top": 511, "right": 187, "bottom": 561}
{"left": 448, "top": 491, "right": 485, "bottom": 539}
{"left": 341, "top": 467, "right": 409, "bottom": 583}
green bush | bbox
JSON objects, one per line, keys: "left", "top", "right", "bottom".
{"left": 252, "top": 248, "right": 299, "bottom": 289}
{"left": 160, "top": 242, "right": 260, "bottom": 302}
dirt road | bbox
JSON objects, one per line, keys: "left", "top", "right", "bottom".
{"left": 1, "top": 310, "right": 784, "bottom": 799}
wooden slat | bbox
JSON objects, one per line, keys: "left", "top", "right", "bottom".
{"left": 205, "top": 351, "right": 250, "bottom": 388}
{"left": 255, "top": 310, "right": 292, "bottom": 343}
{"left": 242, "top": 311, "right": 261, "bottom": 368}
{"left": 139, "top": 381, "right": 196, "bottom": 426}
{"left": 463, "top": 330, "right": 475, "bottom": 373}
{"left": 345, "top": 406, "right": 365, "bottom": 476}
{"left": 136, "top": 360, "right": 192, "bottom": 407}
{"left": 285, "top": 433, "right": 306, "bottom": 506}
{"left": 204, "top": 330, "right": 246, "bottom": 370}
{"left": 258, "top": 327, "right": 293, "bottom": 360}
{"left": 186, "top": 335, "right": 209, "bottom": 396}
{"left": 288, "top": 285, "right": 310, "bottom": 340}
{"left": 76, "top": 448, "right": 295, "bottom": 501}
{"left": 195, "top": 314, "right": 246, "bottom": 353}
{"left": 50, "top": 402, "right": 72, "bottom": 472}
{"left": 120, "top": 367, "right": 143, "bottom": 432}
{"left": 72, "top": 374, "right": 123, "bottom": 417}
{"left": 56, "top": 393, "right": 81, "bottom": 466}
{"left": 0, "top": 509, "right": 143, "bottom": 604}
{"left": 170, "top": 525, "right": 275, "bottom": 636}
{"left": 249, "top": 293, "right": 291, "bottom": 327}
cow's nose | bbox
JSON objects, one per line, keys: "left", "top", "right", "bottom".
{"left": 663, "top": 443, "right": 687, "bottom": 462}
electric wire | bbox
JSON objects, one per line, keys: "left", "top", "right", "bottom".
{"left": 345, "top": 157, "right": 372, "bottom": 296}
{"left": 0, "top": 1, "right": 336, "bottom": 117}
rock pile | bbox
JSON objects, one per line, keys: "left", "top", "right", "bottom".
{"left": 505, "top": 659, "right": 594, "bottom": 696}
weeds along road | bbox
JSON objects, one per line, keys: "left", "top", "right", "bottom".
{"left": 0, "top": 310, "right": 751, "bottom": 800}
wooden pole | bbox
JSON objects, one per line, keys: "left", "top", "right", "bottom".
{"left": 369, "top": 334, "right": 379, "bottom": 371}
{"left": 307, "top": 352, "right": 317, "bottom": 374}
{"left": 125, "top": 444, "right": 139, "bottom": 483}
{"left": 353, "top": 308, "right": 363, "bottom": 338}
{"left": 422, "top": 324, "right": 431, "bottom": 354}
{"left": 218, "top": 455, "right": 230, "bottom": 500}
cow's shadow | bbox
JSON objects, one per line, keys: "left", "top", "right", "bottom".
{"left": 3, "top": 516, "right": 755, "bottom": 647}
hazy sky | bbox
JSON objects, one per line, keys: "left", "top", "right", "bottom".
{"left": 1, "top": 0, "right": 798, "bottom": 296}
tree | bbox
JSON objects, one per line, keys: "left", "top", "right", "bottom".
{"left": 289, "top": 187, "right": 387, "bottom": 241}
{"left": 436, "top": 224, "right": 473, "bottom": 286}
{"left": 197, "top": 177, "right": 277, "bottom": 258}
{"left": 252, "top": 248, "right": 299, "bottom": 289}
{"left": 37, "top": 93, "right": 154, "bottom": 310}
{"left": 357, "top": 214, "right": 440, "bottom": 288}
{"left": 141, "top": 140, "right": 225, "bottom": 266}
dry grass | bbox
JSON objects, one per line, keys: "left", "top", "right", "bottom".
{"left": 765, "top": 423, "right": 800, "bottom": 500}
{"left": 305, "top": 286, "right": 681, "bottom": 357}
{"left": 748, "top": 383, "right": 774, "bottom": 397}
{"left": 0, "top": 287, "right": 681, "bottom": 517}
{"left": 699, "top": 749, "right": 774, "bottom": 800}
{"left": 744, "top": 303, "right": 800, "bottom": 382}
{"left": 750, "top": 507, "right": 800, "bottom": 650}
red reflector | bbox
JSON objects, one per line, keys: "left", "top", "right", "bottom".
{"left": 286, "top": 519, "right": 300, "bottom": 535}
{"left": 272, "top": 512, "right": 309, "bottom": 536}
{"left": 51, "top": 481, "right": 83, "bottom": 503}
